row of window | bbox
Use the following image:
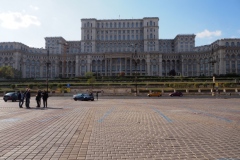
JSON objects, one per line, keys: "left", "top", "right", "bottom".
{"left": 95, "top": 35, "right": 146, "bottom": 41}
{"left": 226, "top": 42, "right": 240, "bottom": 46}
{"left": 96, "top": 30, "right": 144, "bottom": 34}
{"left": 84, "top": 20, "right": 157, "bottom": 29}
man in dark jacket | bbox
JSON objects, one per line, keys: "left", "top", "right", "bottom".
{"left": 42, "top": 90, "right": 48, "bottom": 108}
{"left": 36, "top": 90, "right": 42, "bottom": 107}
{"left": 25, "top": 89, "right": 31, "bottom": 109}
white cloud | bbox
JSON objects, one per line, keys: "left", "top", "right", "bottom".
{"left": 29, "top": 5, "right": 39, "bottom": 11}
{"left": 0, "top": 12, "right": 41, "bottom": 29}
{"left": 196, "top": 29, "right": 222, "bottom": 38}
{"left": 237, "top": 30, "right": 240, "bottom": 34}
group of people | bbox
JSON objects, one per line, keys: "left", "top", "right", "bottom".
{"left": 17, "top": 88, "right": 49, "bottom": 109}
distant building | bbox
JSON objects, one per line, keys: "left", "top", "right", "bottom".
{"left": 0, "top": 17, "right": 240, "bottom": 78}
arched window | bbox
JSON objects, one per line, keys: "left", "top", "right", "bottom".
{"left": 225, "top": 54, "right": 230, "bottom": 73}
{"left": 231, "top": 42, "right": 235, "bottom": 46}
{"left": 237, "top": 42, "right": 240, "bottom": 46}
{"left": 226, "top": 42, "right": 229, "bottom": 47}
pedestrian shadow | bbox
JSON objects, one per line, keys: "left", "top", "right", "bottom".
{"left": 43, "top": 107, "right": 63, "bottom": 109}
{"left": 25, "top": 107, "right": 63, "bottom": 110}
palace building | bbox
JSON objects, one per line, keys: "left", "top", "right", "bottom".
{"left": 0, "top": 17, "right": 240, "bottom": 78}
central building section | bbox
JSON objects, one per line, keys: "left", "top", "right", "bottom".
{"left": 80, "top": 17, "right": 160, "bottom": 76}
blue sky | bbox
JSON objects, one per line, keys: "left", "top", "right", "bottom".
{"left": 0, "top": 0, "right": 240, "bottom": 48}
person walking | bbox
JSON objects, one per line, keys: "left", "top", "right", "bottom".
{"left": 17, "top": 91, "right": 22, "bottom": 108}
{"left": 36, "top": 90, "right": 42, "bottom": 107}
{"left": 18, "top": 91, "right": 24, "bottom": 108}
{"left": 20, "top": 91, "right": 25, "bottom": 108}
{"left": 42, "top": 90, "right": 48, "bottom": 108}
{"left": 25, "top": 89, "right": 31, "bottom": 109}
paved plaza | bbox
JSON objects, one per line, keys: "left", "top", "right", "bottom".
{"left": 0, "top": 96, "right": 239, "bottom": 160}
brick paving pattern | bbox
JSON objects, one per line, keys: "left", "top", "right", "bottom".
{"left": 0, "top": 96, "right": 239, "bottom": 160}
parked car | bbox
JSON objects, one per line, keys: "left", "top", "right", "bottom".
{"left": 169, "top": 91, "right": 183, "bottom": 97}
{"left": 3, "top": 92, "right": 18, "bottom": 102}
{"left": 73, "top": 93, "right": 94, "bottom": 101}
{"left": 147, "top": 92, "right": 162, "bottom": 97}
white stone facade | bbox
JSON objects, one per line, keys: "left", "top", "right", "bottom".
{"left": 0, "top": 17, "right": 240, "bottom": 78}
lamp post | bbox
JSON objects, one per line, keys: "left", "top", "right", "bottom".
{"left": 46, "top": 47, "right": 51, "bottom": 93}
{"left": 209, "top": 44, "right": 219, "bottom": 95}
{"left": 129, "top": 43, "right": 142, "bottom": 96}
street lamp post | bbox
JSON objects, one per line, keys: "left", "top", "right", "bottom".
{"left": 209, "top": 44, "right": 219, "bottom": 95}
{"left": 46, "top": 48, "right": 51, "bottom": 93}
{"left": 129, "top": 43, "right": 142, "bottom": 96}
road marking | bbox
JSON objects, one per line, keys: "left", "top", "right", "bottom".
{"left": 98, "top": 107, "right": 115, "bottom": 123}
{"left": 183, "top": 107, "right": 232, "bottom": 123}
{"left": 0, "top": 118, "right": 21, "bottom": 122}
{"left": 152, "top": 108, "right": 172, "bottom": 123}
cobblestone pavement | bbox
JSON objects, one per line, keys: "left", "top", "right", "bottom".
{"left": 0, "top": 96, "right": 239, "bottom": 160}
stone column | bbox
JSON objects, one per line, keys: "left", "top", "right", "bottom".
{"left": 181, "top": 61, "right": 184, "bottom": 76}
{"left": 124, "top": 58, "right": 127, "bottom": 75}
{"left": 75, "top": 55, "right": 79, "bottom": 77}
{"left": 62, "top": 61, "right": 64, "bottom": 77}
{"left": 55, "top": 64, "right": 58, "bottom": 78}
{"left": 105, "top": 58, "right": 107, "bottom": 76}
{"left": 158, "top": 55, "right": 162, "bottom": 76}
{"left": 197, "top": 62, "right": 200, "bottom": 76}
{"left": 130, "top": 57, "right": 132, "bottom": 75}
{"left": 39, "top": 62, "right": 43, "bottom": 78}
{"left": 110, "top": 57, "right": 112, "bottom": 76}
{"left": 87, "top": 55, "right": 91, "bottom": 72}
{"left": 146, "top": 54, "right": 151, "bottom": 76}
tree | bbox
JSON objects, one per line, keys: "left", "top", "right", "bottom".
{"left": 85, "top": 72, "right": 94, "bottom": 78}
{"left": 28, "top": 84, "right": 33, "bottom": 89}
{"left": 87, "top": 77, "right": 96, "bottom": 89}
{"left": 0, "top": 66, "right": 21, "bottom": 79}
{"left": 169, "top": 69, "right": 176, "bottom": 76}
{"left": 11, "top": 84, "right": 16, "bottom": 90}
{"left": 0, "top": 66, "right": 14, "bottom": 79}
{"left": 49, "top": 84, "right": 54, "bottom": 90}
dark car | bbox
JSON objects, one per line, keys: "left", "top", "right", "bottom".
{"left": 73, "top": 93, "right": 94, "bottom": 101}
{"left": 3, "top": 92, "right": 18, "bottom": 102}
{"left": 169, "top": 91, "right": 183, "bottom": 97}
